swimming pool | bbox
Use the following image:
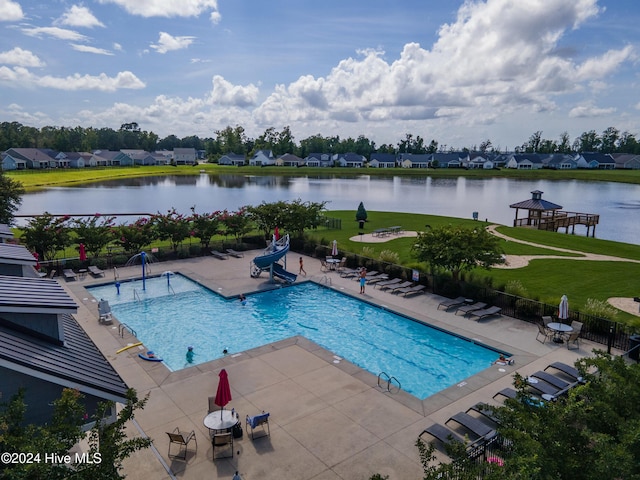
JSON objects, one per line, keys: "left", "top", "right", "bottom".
{"left": 88, "top": 274, "right": 502, "bottom": 399}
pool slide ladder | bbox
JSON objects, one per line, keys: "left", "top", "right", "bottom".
{"left": 377, "top": 372, "right": 401, "bottom": 394}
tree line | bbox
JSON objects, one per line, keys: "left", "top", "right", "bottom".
{"left": 3, "top": 121, "right": 640, "bottom": 159}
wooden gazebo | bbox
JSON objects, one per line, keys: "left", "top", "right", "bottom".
{"left": 510, "top": 190, "right": 599, "bottom": 236}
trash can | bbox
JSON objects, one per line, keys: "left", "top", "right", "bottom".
{"left": 629, "top": 335, "right": 640, "bottom": 361}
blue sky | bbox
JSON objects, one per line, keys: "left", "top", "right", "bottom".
{"left": 1, "top": 0, "right": 639, "bottom": 150}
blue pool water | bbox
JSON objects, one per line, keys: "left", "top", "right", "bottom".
{"left": 88, "top": 274, "right": 501, "bottom": 399}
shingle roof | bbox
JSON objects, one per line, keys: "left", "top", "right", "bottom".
{"left": 0, "top": 224, "right": 13, "bottom": 240}
{"left": 0, "top": 313, "right": 128, "bottom": 402}
{"left": 0, "top": 275, "right": 78, "bottom": 313}
{"left": 0, "top": 243, "right": 37, "bottom": 266}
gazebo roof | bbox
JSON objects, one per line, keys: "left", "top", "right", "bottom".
{"left": 510, "top": 190, "right": 562, "bottom": 211}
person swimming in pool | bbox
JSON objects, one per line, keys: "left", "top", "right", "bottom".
{"left": 239, "top": 294, "right": 247, "bottom": 305}
{"left": 495, "top": 354, "right": 514, "bottom": 365}
{"left": 186, "top": 346, "right": 195, "bottom": 363}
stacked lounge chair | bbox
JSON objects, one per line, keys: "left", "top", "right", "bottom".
{"left": 468, "top": 306, "right": 502, "bottom": 321}
{"left": 437, "top": 296, "right": 467, "bottom": 310}
{"left": 445, "top": 412, "right": 497, "bottom": 441}
{"left": 374, "top": 278, "right": 402, "bottom": 289}
{"left": 395, "top": 284, "right": 426, "bottom": 297}
{"left": 455, "top": 302, "right": 487, "bottom": 316}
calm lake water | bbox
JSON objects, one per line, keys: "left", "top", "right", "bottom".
{"left": 17, "top": 174, "right": 640, "bottom": 245}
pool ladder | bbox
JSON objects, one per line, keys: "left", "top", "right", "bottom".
{"left": 377, "top": 372, "right": 401, "bottom": 394}
{"left": 133, "top": 289, "right": 141, "bottom": 302}
{"left": 119, "top": 323, "right": 137, "bottom": 338}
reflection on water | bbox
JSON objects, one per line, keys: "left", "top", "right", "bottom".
{"left": 18, "top": 174, "right": 640, "bottom": 245}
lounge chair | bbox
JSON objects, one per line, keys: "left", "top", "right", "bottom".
{"left": 387, "top": 281, "right": 414, "bottom": 293}
{"left": 526, "top": 376, "right": 562, "bottom": 396}
{"left": 396, "top": 284, "right": 426, "bottom": 297}
{"left": 437, "top": 296, "right": 467, "bottom": 310}
{"left": 529, "top": 371, "right": 572, "bottom": 390}
{"left": 374, "top": 278, "right": 402, "bottom": 289}
{"left": 167, "top": 427, "right": 197, "bottom": 460}
{"left": 493, "top": 387, "right": 517, "bottom": 401}
{"left": 63, "top": 269, "right": 78, "bottom": 281}
{"left": 493, "top": 388, "right": 545, "bottom": 407}
{"left": 356, "top": 270, "right": 379, "bottom": 280}
{"left": 455, "top": 301, "right": 486, "bottom": 316}
{"left": 544, "top": 362, "right": 585, "bottom": 383}
{"left": 536, "top": 323, "right": 554, "bottom": 344}
{"left": 339, "top": 267, "right": 359, "bottom": 278}
{"left": 419, "top": 423, "right": 464, "bottom": 446}
{"left": 446, "top": 412, "right": 497, "bottom": 440}
{"left": 366, "top": 274, "right": 390, "bottom": 285}
{"left": 88, "top": 265, "right": 105, "bottom": 277}
{"left": 246, "top": 412, "right": 270, "bottom": 440}
{"left": 226, "top": 248, "right": 244, "bottom": 258}
{"left": 211, "top": 250, "right": 229, "bottom": 260}
{"left": 466, "top": 403, "right": 500, "bottom": 425}
{"left": 468, "top": 306, "right": 502, "bottom": 321}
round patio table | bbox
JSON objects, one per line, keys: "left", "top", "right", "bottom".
{"left": 547, "top": 322, "right": 573, "bottom": 344}
{"left": 204, "top": 410, "right": 237, "bottom": 434}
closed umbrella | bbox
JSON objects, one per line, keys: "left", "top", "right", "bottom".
{"left": 32, "top": 252, "right": 40, "bottom": 271}
{"left": 79, "top": 243, "right": 87, "bottom": 262}
{"left": 331, "top": 239, "right": 338, "bottom": 257}
{"left": 274, "top": 226, "right": 280, "bottom": 240}
{"left": 215, "top": 368, "right": 232, "bottom": 419}
{"left": 558, "top": 295, "right": 569, "bottom": 321}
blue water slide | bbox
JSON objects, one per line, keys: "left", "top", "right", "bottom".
{"left": 272, "top": 263, "right": 297, "bottom": 283}
{"left": 253, "top": 234, "right": 290, "bottom": 269}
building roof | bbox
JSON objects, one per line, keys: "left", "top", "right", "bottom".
{"left": 510, "top": 190, "right": 562, "bottom": 211}
{"left": 0, "top": 223, "right": 13, "bottom": 241}
{"left": 0, "top": 275, "right": 78, "bottom": 314}
{"left": 0, "top": 243, "right": 37, "bottom": 266}
{"left": 0, "top": 313, "right": 129, "bottom": 402}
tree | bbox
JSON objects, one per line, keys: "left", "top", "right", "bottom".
{"left": 246, "top": 201, "right": 288, "bottom": 240}
{"left": 151, "top": 208, "right": 191, "bottom": 254}
{"left": 356, "top": 202, "right": 368, "bottom": 222}
{"left": 189, "top": 207, "right": 222, "bottom": 249}
{"left": 220, "top": 207, "right": 252, "bottom": 244}
{"left": 0, "top": 388, "right": 151, "bottom": 480}
{"left": 22, "top": 213, "right": 72, "bottom": 261}
{"left": 0, "top": 170, "right": 24, "bottom": 225}
{"left": 412, "top": 225, "right": 503, "bottom": 282}
{"left": 116, "top": 217, "right": 156, "bottom": 254}
{"left": 73, "top": 214, "right": 116, "bottom": 259}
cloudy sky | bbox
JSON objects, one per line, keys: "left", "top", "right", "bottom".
{"left": 0, "top": 0, "right": 638, "bottom": 150}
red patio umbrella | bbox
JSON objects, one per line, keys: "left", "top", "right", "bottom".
{"left": 79, "top": 243, "right": 87, "bottom": 262}
{"left": 274, "top": 226, "right": 280, "bottom": 240}
{"left": 32, "top": 252, "right": 40, "bottom": 271}
{"left": 214, "top": 369, "right": 232, "bottom": 419}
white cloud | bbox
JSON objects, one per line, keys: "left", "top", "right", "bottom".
{"left": 0, "top": 0, "right": 23, "bottom": 21}
{"left": 56, "top": 5, "right": 105, "bottom": 28}
{"left": 22, "top": 26, "right": 89, "bottom": 42}
{"left": 0, "top": 47, "right": 44, "bottom": 67}
{"left": 98, "top": 0, "right": 220, "bottom": 19}
{"left": 71, "top": 44, "right": 114, "bottom": 56}
{"left": 207, "top": 75, "right": 259, "bottom": 107}
{"left": 0, "top": 66, "right": 145, "bottom": 91}
{"left": 113, "top": 43, "right": 122, "bottom": 51}
{"left": 150, "top": 32, "right": 195, "bottom": 54}
{"left": 569, "top": 103, "right": 616, "bottom": 118}
{"left": 254, "top": 0, "right": 611, "bottom": 130}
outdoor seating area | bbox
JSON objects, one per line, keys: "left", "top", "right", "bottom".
{"left": 422, "top": 361, "right": 588, "bottom": 462}
{"left": 437, "top": 296, "right": 502, "bottom": 321}
{"left": 371, "top": 225, "right": 404, "bottom": 237}
{"left": 536, "top": 316, "right": 582, "bottom": 348}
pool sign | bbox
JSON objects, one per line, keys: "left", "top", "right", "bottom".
{"left": 412, "top": 269, "right": 419, "bottom": 281}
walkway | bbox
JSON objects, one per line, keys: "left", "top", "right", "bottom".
{"left": 59, "top": 253, "right": 603, "bottom": 480}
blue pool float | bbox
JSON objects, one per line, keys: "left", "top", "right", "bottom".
{"left": 139, "top": 351, "right": 163, "bottom": 362}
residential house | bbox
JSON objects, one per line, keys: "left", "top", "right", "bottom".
{"left": 431, "top": 152, "right": 467, "bottom": 168}
{"left": 399, "top": 153, "right": 432, "bottom": 168}
{"left": 276, "top": 153, "right": 304, "bottom": 167}
{"left": 543, "top": 154, "right": 578, "bottom": 170}
{"left": 304, "top": 153, "right": 333, "bottom": 167}
{"left": 57, "top": 151, "right": 92, "bottom": 168}
{"left": 173, "top": 147, "right": 197, "bottom": 165}
{"left": 1, "top": 151, "right": 27, "bottom": 170}
{"left": 369, "top": 153, "right": 397, "bottom": 168}
{"left": 91, "top": 150, "right": 130, "bottom": 167}
{"left": 578, "top": 152, "right": 616, "bottom": 169}
{"left": 335, "top": 152, "right": 365, "bottom": 168}
{"left": 0, "top": 232, "right": 128, "bottom": 426}
{"left": 506, "top": 153, "right": 544, "bottom": 169}
{"left": 3, "top": 148, "right": 56, "bottom": 169}
{"left": 467, "top": 153, "right": 494, "bottom": 169}
{"left": 612, "top": 153, "right": 640, "bottom": 170}
{"left": 249, "top": 150, "right": 276, "bottom": 166}
{"left": 121, "top": 149, "right": 156, "bottom": 166}
{"left": 218, "top": 153, "right": 246, "bottom": 166}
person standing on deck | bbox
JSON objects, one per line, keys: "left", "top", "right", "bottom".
{"left": 359, "top": 267, "right": 367, "bottom": 294}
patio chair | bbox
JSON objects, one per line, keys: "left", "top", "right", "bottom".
{"left": 320, "top": 260, "right": 330, "bottom": 272}
{"left": 335, "top": 257, "right": 347, "bottom": 273}
{"left": 212, "top": 432, "right": 233, "bottom": 459}
{"left": 207, "top": 396, "right": 217, "bottom": 414}
{"left": 437, "top": 296, "right": 467, "bottom": 310}
{"left": 88, "top": 265, "right": 105, "bottom": 277}
{"left": 63, "top": 268, "right": 78, "bottom": 281}
{"left": 211, "top": 250, "right": 229, "bottom": 260}
{"left": 246, "top": 412, "right": 270, "bottom": 440}
{"left": 455, "top": 302, "right": 487, "bottom": 316}
{"left": 544, "top": 362, "right": 585, "bottom": 383}
{"left": 542, "top": 315, "right": 553, "bottom": 327}
{"left": 570, "top": 320, "right": 583, "bottom": 333}
{"left": 468, "top": 306, "right": 502, "bottom": 321}
{"left": 565, "top": 330, "right": 581, "bottom": 350}
{"left": 446, "top": 412, "right": 497, "bottom": 440}
{"left": 536, "top": 323, "right": 554, "bottom": 344}
{"left": 167, "top": 427, "right": 197, "bottom": 460}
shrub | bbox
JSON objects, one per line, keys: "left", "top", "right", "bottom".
{"left": 504, "top": 279, "right": 529, "bottom": 297}
{"left": 378, "top": 249, "right": 400, "bottom": 264}
{"left": 361, "top": 246, "right": 375, "bottom": 257}
{"left": 583, "top": 298, "right": 619, "bottom": 321}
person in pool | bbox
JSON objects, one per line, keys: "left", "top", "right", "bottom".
{"left": 186, "top": 346, "right": 195, "bottom": 363}
{"left": 239, "top": 294, "right": 247, "bottom": 305}
{"left": 495, "top": 354, "right": 514, "bottom": 365}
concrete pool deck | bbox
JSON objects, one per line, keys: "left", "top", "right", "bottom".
{"left": 60, "top": 252, "right": 602, "bottom": 480}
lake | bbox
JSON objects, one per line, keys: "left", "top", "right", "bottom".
{"left": 16, "top": 174, "right": 640, "bottom": 245}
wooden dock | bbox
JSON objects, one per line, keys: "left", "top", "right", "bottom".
{"left": 514, "top": 210, "right": 599, "bottom": 237}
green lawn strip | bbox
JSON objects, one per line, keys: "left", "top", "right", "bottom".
{"left": 477, "top": 259, "right": 640, "bottom": 324}
{"left": 495, "top": 225, "right": 640, "bottom": 261}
